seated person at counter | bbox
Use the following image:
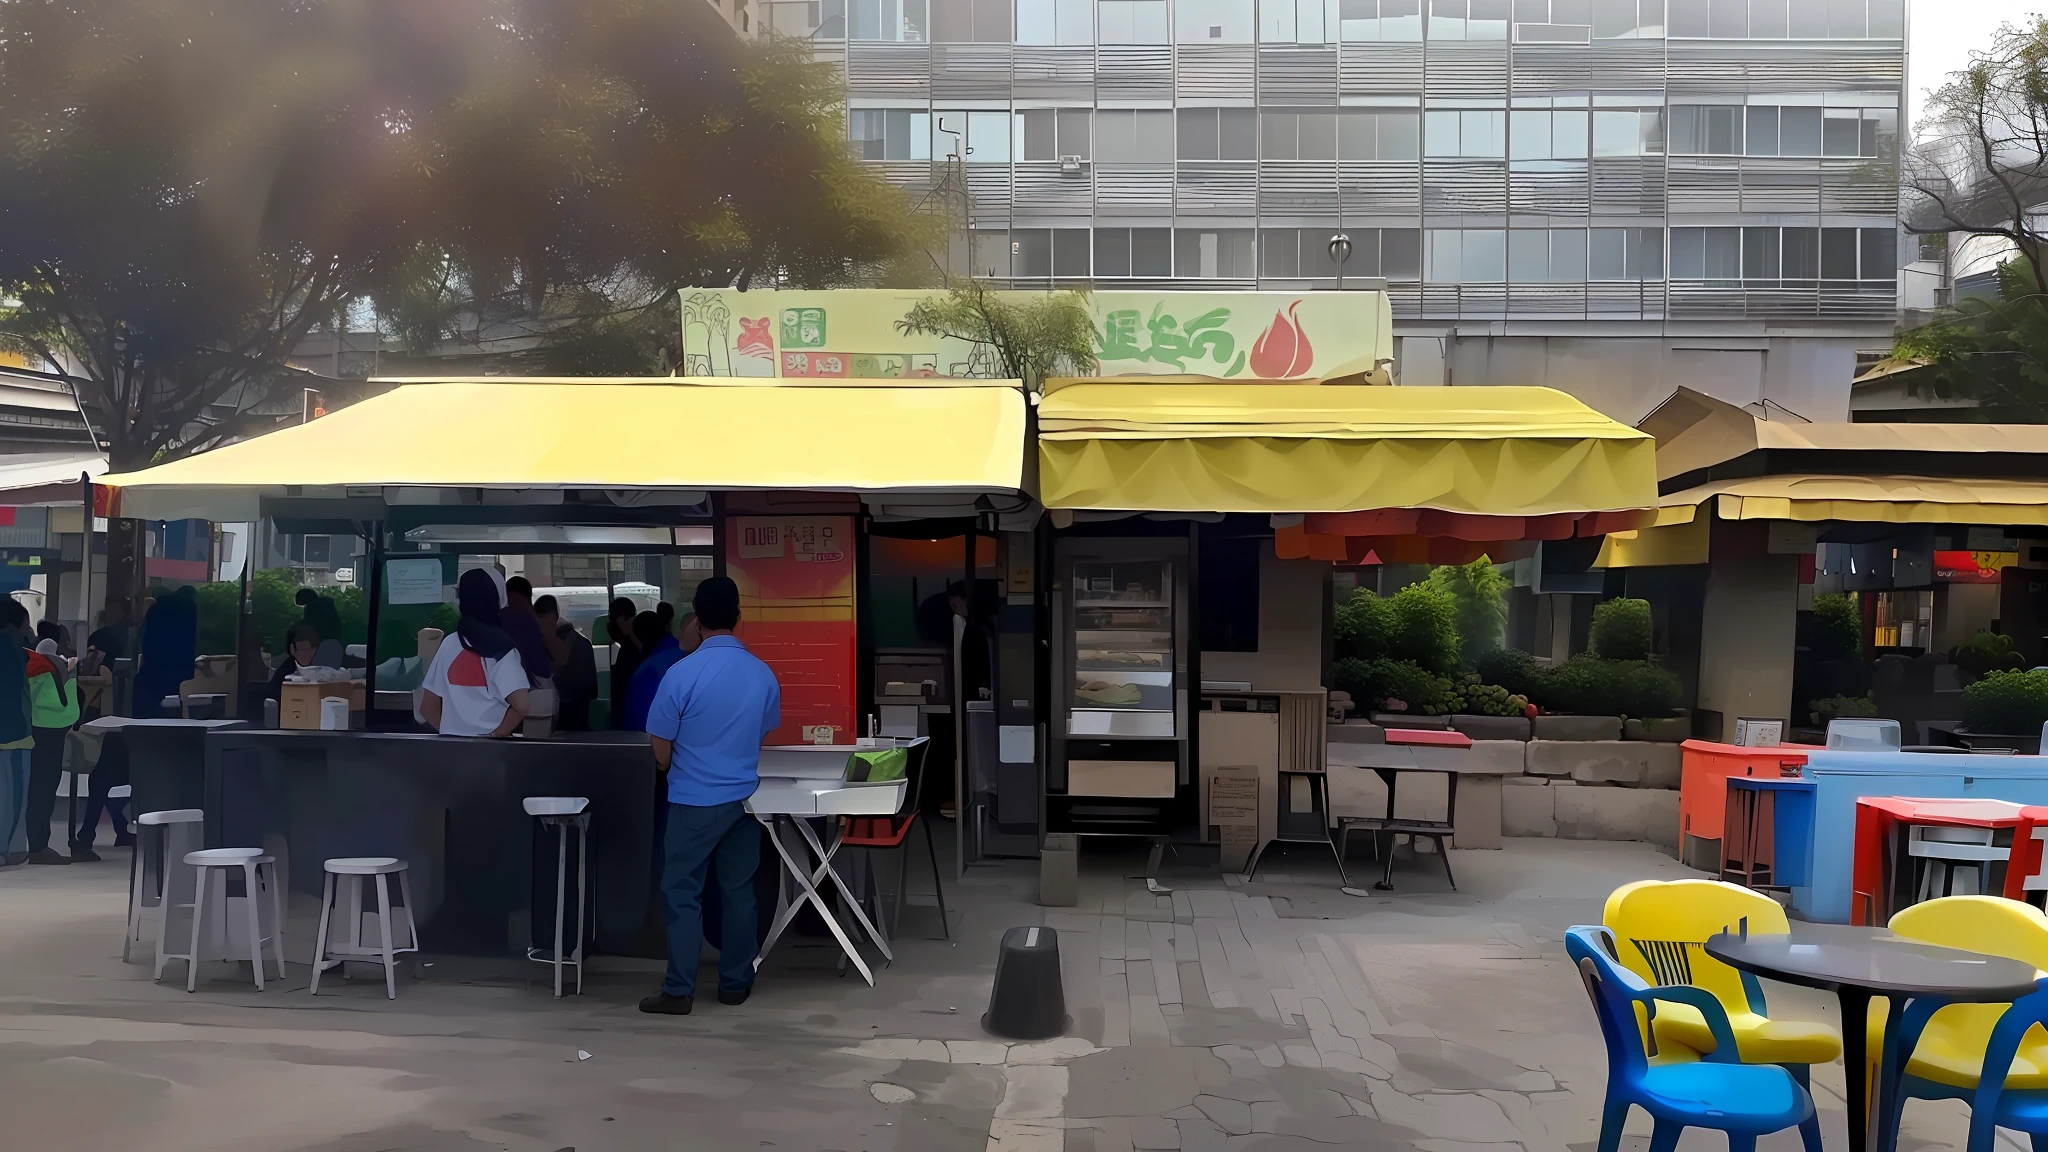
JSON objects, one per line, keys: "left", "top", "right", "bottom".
{"left": 619, "top": 610, "right": 684, "bottom": 732}
{"left": 419, "top": 568, "right": 531, "bottom": 738}
{"left": 639, "top": 576, "right": 781, "bottom": 1016}
{"left": 533, "top": 595, "right": 597, "bottom": 731}
{"left": 265, "top": 624, "right": 327, "bottom": 701}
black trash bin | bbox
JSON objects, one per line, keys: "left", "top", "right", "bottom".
{"left": 983, "top": 925, "right": 1067, "bottom": 1040}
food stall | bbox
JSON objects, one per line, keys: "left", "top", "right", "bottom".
{"left": 94, "top": 376, "right": 1029, "bottom": 961}
{"left": 1034, "top": 379, "right": 1660, "bottom": 872}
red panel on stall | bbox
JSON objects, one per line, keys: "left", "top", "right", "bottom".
{"left": 726, "top": 515, "right": 857, "bottom": 746}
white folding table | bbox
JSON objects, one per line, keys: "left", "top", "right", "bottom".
{"left": 748, "top": 742, "right": 912, "bottom": 987}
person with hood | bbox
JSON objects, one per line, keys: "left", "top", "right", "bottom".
{"left": 419, "top": 568, "right": 531, "bottom": 738}
{"left": 21, "top": 637, "right": 77, "bottom": 864}
{"left": 0, "top": 599, "right": 33, "bottom": 864}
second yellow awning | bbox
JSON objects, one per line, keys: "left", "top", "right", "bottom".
{"left": 1661, "top": 474, "right": 2048, "bottom": 526}
{"left": 1037, "top": 381, "right": 1657, "bottom": 515}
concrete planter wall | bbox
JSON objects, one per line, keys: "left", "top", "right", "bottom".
{"left": 1449, "top": 714, "right": 1531, "bottom": 741}
{"left": 1531, "top": 714, "right": 1622, "bottom": 741}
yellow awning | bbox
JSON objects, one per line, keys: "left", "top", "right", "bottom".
{"left": 101, "top": 377, "right": 1027, "bottom": 522}
{"left": 1037, "top": 382, "right": 1657, "bottom": 515}
{"left": 1659, "top": 474, "right": 2048, "bottom": 526}
{"left": 1595, "top": 516, "right": 1711, "bottom": 568}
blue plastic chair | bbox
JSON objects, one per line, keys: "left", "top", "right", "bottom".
{"left": 1878, "top": 978, "right": 2048, "bottom": 1152}
{"left": 1566, "top": 925, "right": 1822, "bottom": 1152}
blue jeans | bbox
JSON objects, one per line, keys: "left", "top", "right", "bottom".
{"left": 0, "top": 746, "right": 30, "bottom": 857}
{"left": 659, "top": 800, "right": 759, "bottom": 997}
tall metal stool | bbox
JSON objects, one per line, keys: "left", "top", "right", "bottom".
{"left": 170, "top": 848, "right": 286, "bottom": 992}
{"left": 524, "top": 797, "right": 591, "bottom": 997}
{"left": 1245, "top": 767, "right": 1347, "bottom": 886}
{"left": 310, "top": 857, "right": 418, "bottom": 1000}
{"left": 126, "top": 807, "right": 204, "bottom": 963}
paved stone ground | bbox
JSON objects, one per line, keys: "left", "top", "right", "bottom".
{"left": 0, "top": 833, "right": 2013, "bottom": 1151}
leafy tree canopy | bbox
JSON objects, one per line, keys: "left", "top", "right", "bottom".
{"left": 897, "top": 282, "right": 1099, "bottom": 391}
{"left": 0, "top": 0, "right": 930, "bottom": 465}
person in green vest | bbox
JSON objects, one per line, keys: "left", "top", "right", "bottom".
{"left": 0, "top": 599, "right": 34, "bottom": 865}
{"left": 21, "top": 638, "right": 79, "bottom": 863}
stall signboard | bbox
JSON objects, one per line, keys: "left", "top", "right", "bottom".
{"left": 678, "top": 289, "right": 1392, "bottom": 383}
{"left": 727, "top": 515, "right": 857, "bottom": 746}
{"left": 1935, "top": 550, "right": 2016, "bottom": 584}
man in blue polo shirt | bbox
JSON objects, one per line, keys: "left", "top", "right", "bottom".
{"left": 639, "top": 576, "right": 781, "bottom": 1015}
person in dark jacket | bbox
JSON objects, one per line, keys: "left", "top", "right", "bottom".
{"left": 534, "top": 595, "right": 597, "bottom": 730}
{"left": 620, "top": 611, "right": 684, "bottom": 732}
{"left": 0, "top": 599, "right": 33, "bottom": 863}
{"left": 133, "top": 586, "right": 198, "bottom": 720}
{"left": 606, "top": 596, "right": 643, "bottom": 728}
{"left": 500, "top": 576, "right": 554, "bottom": 684}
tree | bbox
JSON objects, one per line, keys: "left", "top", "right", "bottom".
{"left": 896, "top": 282, "right": 1099, "bottom": 390}
{"left": 1893, "top": 18, "right": 2048, "bottom": 417}
{"left": 0, "top": 0, "right": 929, "bottom": 472}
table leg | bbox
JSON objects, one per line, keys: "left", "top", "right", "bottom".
{"left": 789, "top": 816, "right": 894, "bottom": 962}
{"left": 754, "top": 815, "right": 877, "bottom": 986}
{"left": 1838, "top": 988, "right": 1872, "bottom": 1152}
{"left": 1374, "top": 768, "right": 1400, "bottom": 891}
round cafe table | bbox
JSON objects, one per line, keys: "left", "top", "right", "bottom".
{"left": 1705, "top": 922, "right": 2039, "bottom": 1152}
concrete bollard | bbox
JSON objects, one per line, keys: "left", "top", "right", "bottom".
{"left": 983, "top": 925, "right": 1067, "bottom": 1040}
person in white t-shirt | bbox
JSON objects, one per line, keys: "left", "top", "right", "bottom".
{"left": 421, "top": 568, "right": 530, "bottom": 738}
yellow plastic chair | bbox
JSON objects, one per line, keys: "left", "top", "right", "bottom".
{"left": 1606, "top": 879, "right": 1844, "bottom": 1073}
{"left": 1878, "top": 897, "right": 2048, "bottom": 1097}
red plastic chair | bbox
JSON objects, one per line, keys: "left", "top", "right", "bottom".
{"left": 840, "top": 736, "right": 949, "bottom": 940}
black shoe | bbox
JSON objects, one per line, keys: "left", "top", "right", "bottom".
{"left": 639, "top": 992, "right": 694, "bottom": 1015}
{"left": 4, "top": 851, "right": 27, "bottom": 865}
{"left": 69, "top": 847, "right": 101, "bottom": 863}
{"left": 112, "top": 835, "right": 135, "bottom": 848}
{"left": 717, "top": 986, "right": 752, "bottom": 1006}
{"left": 25, "top": 849, "right": 71, "bottom": 865}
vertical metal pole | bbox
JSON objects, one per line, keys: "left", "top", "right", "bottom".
{"left": 363, "top": 523, "right": 385, "bottom": 724}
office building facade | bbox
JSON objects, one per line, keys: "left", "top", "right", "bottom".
{"left": 765, "top": 0, "right": 1904, "bottom": 419}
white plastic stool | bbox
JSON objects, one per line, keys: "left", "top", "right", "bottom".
{"left": 106, "top": 785, "right": 134, "bottom": 844}
{"left": 310, "top": 857, "right": 417, "bottom": 1000}
{"left": 524, "top": 797, "right": 590, "bottom": 997}
{"left": 130, "top": 809, "right": 204, "bottom": 965}
{"left": 169, "top": 848, "right": 285, "bottom": 992}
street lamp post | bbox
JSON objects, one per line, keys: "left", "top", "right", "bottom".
{"left": 1328, "top": 232, "right": 1353, "bottom": 292}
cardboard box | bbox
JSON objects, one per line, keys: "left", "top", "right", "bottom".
{"left": 1209, "top": 765, "right": 1261, "bottom": 872}
{"left": 280, "top": 680, "right": 365, "bottom": 730}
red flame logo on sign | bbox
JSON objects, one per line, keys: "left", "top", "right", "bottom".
{"left": 1248, "top": 301, "right": 1314, "bottom": 378}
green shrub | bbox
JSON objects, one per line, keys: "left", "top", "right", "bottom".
{"left": 1475, "top": 646, "right": 1544, "bottom": 698}
{"left": 1331, "top": 656, "right": 1464, "bottom": 716}
{"left": 1535, "top": 655, "right": 1683, "bottom": 719}
{"left": 1809, "top": 593, "right": 1862, "bottom": 660}
{"left": 1809, "top": 693, "right": 1876, "bottom": 724}
{"left": 1423, "top": 559, "right": 1510, "bottom": 663}
{"left": 1588, "top": 598, "right": 1652, "bottom": 661}
{"left": 1963, "top": 669, "right": 2048, "bottom": 734}
{"left": 1462, "top": 681, "right": 1530, "bottom": 718}
{"left": 1952, "top": 631, "right": 2027, "bottom": 681}
{"left": 1331, "top": 583, "right": 1461, "bottom": 674}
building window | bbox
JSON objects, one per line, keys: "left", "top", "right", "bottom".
{"left": 1261, "top": 111, "right": 1338, "bottom": 160}
{"left": 1095, "top": 109, "right": 1176, "bottom": 161}
{"left": 1592, "top": 108, "right": 1663, "bottom": 156}
{"left": 1507, "top": 228, "right": 1587, "bottom": 282}
{"left": 1337, "top": 111, "right": 1420, "bottom": 160}
{"left": 1737, "top": 105, "right": 1892, "bottom": 158}
{"left": 1014, "top": 0, "right": 1092, "bottom": 43}
{"left": 1590, "top": 0, "right": 1663, "bottom": 38}
{"left": 1669, "top": 105, "right": 1742, "bottom": 154}
{"left": 1589, "top": 227, "right": 1664, "bottom": 279}
{"left": 1425, "top": 229, "right": 1506, "bottom": 282}
{"left": 1012, "top": 229, "right": 1090, "bottom": 277}
{"left": 1915, "top": 232, "right": 1946, "bottom": 262}
{"left": 1512, "top": 0, "right": 1592, "bottom": 41}
{"left": 1176, "top": 0, "right": 1255, "bottom": 42}
{"left": 1174, "top": 229, "right": 1257, "bottom": 277}
{"left": 1261, "top": 228, "right": 1355, "bottom": 277}
{"left": 848, "top": 0, "right": 928, "bottom": 39}
{"left": 968, "top": 230, "right": 1012, "bottom": 277}
{"left": 1094, "top": 228, "right": 1173, "bottom": 276}
{"left": 1671, "top": 0, "right": 1898, "bottom": 37}
{"left": 931, "top": 0, "right": 1014, "bottom": 41}
{"left": 1017, "top": 108, "right": 1092, "bottom": 160}
{"left": 1424, "top": 109, "right": 1506, "bottom": 158}
{"left": 850, "top": 109, "right": 933, "bottom": 160}
{"left": 1670, "top": 226, "right": 1742, "bottom": 279}
{"left": 1100, "top": 0, "right": 1169, "bottom": 41}
{"left": 1177, "top": 108, "right": 1259, "bottom": 160}
{"left": 1262, "top": 0, "right": 1335, "bottom": 42}
{"left": 934, "top": 110, "right": 1013, "bottom": 162}
{"left": 1426, "top": 0, "right": 1509, "bottom": 39}
{"left": 1509, "top": 108, "right": 1589, "bottom": 161}
{"left": 1338, "top": 0, "right": 1423, "bottom": 39}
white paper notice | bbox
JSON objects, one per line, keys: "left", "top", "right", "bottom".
{"left": 384, "top": 558, "right": 446, "bottom": 605}
{"left": 998, "top": 725, "right": 1035, "bottom": 764}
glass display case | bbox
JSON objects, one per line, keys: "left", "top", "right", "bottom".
{"left": 1069, "top": 560, "right": 1177, "bottom": 732}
